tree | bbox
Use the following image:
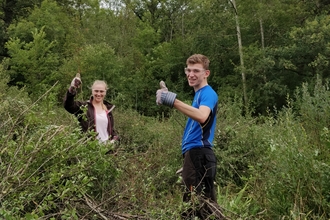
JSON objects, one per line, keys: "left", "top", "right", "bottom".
{"left": 229, "top": 0, "right": 248, "bottom": 110}
{"left": 0, "top": 0, "right": 40, "bottom": 60}
{"left": 5, "top": 27, "right": 60, "bottom": 98}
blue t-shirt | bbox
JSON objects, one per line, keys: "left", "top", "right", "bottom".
{"left": 181, "top": 85, "right": 218, "bottom": 154}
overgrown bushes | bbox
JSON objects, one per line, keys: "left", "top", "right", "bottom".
{"left": 214, "top": 78, "right": 330, "bottom": 219}
{"left": 1, "top": 75, "right": 330, "bottom": 219}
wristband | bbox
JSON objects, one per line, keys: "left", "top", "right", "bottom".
{"left": 161, "top": 91, "right": 177, "bottom": 108}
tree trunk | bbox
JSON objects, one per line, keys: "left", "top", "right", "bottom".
{"left": 259, "top": 17, "right": 265, "bottom": 50}
{"left": 230, "top": 0, "right": 248, "bottom": 109}
{"left": 259, "top": 17, "right": 267, "bottom": 83}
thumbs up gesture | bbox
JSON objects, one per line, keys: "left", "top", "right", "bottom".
{"left": 156, "top": 81, "right": 177, "bottom": 108}
{"left": 69, "top": 73, "right": 82, "bottom": 94}
{"left": 71, "top": 73, "right": 82, "bottom": 88}
{"left": 156, "top": 81, "right": 168, "bottom": 105}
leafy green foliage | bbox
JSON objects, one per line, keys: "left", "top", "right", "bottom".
{"left": 0, "top": 105, "right": 120, "bottom": 219}
{"left": 5, "top": 27, "right": 60, "bottom": 98}
{"left": 295, "top": 77, "right": 330, "bottom": 142}
{"left": 1, "top": 75, "right": 330, "bottom": 219}
{"left": 212, "top": 80, "right": 330, "bottom": 219}
{"left": 4, "top": 0, "right": 82, "bottom": 100}
{"left": 1, "top": 0, "right": 330, "bottom": 219}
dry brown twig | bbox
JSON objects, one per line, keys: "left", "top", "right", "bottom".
{"left": 83, "top": 194, "right": 148, "bottom": 220}
{"left": 199, "top": 196, "right": 229, "bottom": 220}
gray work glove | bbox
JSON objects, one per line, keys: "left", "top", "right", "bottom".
{"left": 69, "top": 73, "right": 82, "bottom": 94}
{"left": 156, "top": 81, "right": 177, "bottom": 108}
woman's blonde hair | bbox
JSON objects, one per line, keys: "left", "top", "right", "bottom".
{"left": 91, "top": 80, "right": 108, "bottom": 90}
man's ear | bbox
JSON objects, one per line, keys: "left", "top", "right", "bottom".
{"left": 205, "top": 70, "right": 211, "bottom": 77}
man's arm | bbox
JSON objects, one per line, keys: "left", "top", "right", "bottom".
{"left": 173, "top": 99, "right": 211, "bottom": 124}
{"left": 156, "top": 81, "right": 211, "bottom": 123}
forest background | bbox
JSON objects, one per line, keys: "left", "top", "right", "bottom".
{"left": 1, "top": 0, "right": 330, "bottom": 219}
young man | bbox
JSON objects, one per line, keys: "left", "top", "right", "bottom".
{"left": 156, "top": 54, "right": 218, "bottom": 213}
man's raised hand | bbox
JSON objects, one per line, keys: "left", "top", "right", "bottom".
{"left": 156, "top": 80, "right": 177, "bottom": 108}
{"left": 156, "top": 81, "right": 168, "bottom": 105}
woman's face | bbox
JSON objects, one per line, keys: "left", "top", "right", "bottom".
{"left": 92, "top": 83, "right": 107, "bottom": 103}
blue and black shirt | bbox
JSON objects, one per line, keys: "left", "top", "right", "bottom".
{"left": 181, "top": 85, "right": 218, "bottom": 154}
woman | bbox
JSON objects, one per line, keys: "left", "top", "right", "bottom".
{"left": 64, "top": 73, "right": 119, "bottom": 144}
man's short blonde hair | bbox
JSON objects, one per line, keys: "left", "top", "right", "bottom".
{"left": 186, "top": 54, "right": 210, "bottom": 70}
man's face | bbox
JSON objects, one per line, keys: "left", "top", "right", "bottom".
{"left": 185, "top": 63, "right": 209, "bottom": 90}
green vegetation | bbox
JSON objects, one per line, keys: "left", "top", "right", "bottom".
{"left": 1, "top": 67, "right": 330, "bottom": 218}
{"left": 1, "top": 0, "right": 330, "bottom": 219}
